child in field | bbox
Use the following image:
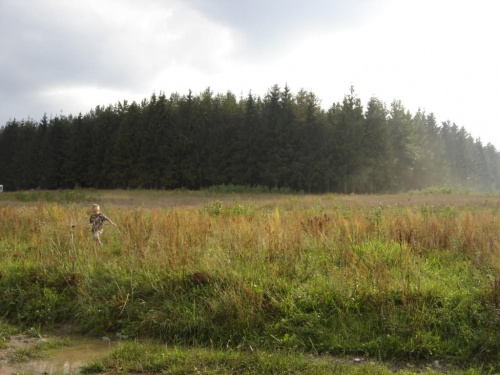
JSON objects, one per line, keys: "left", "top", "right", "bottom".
{"left": 89, "top": 204, "right": 117, "bottom": 245}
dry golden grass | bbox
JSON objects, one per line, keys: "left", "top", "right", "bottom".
{"left": 1, "top": 191, "right": 500, "bottom": 281}
{"left": 1, "top": 192, "right": 499, "bottom": 260}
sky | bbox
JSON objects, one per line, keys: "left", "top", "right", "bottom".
{"left": 1, "top": 0, "right": 500, "bottom": 148}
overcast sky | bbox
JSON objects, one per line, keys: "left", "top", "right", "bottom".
{"left": 1, "top": 0, "right": 499, "bottom": 148}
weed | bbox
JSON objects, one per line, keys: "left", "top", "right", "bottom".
{"left": 205, "top": 200, "right": 224, "bottom": 216}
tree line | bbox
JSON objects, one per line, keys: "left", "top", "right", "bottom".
{"left": 1, "top": 85, "right": 499, "bottom": 193}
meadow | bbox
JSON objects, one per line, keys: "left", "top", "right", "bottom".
{"left": 1, "top": 189, "right": 500, "bottom": 374}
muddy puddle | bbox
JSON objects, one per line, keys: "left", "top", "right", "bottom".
{"left": 2, "top": 337, "right": 116, "bottom": 375}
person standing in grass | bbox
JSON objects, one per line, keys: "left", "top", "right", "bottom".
{"left": 89, "top": 203, "right": 117, "bottom": 246}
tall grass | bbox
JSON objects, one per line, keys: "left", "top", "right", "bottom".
{"left": 1, "top": 192, "right": 500, "bottom": 368}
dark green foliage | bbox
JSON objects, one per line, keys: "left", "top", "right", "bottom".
{"left": 1, "top": 86, "right": 499, "bottom": 192}
{"left": 0, "top": 263, "right": 77, "bottom": 326}
{"left": 363, "top": 98, "right": 391, "bottom": 193}
{"left": 2, "top": 261, "right": 500, "bottom": 366}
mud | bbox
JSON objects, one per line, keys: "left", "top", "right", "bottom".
{"left": 0, "top": 334, "right": 116, "bottom": 374}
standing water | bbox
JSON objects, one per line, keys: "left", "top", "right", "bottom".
{"left": 2, "top": 337, "right": 116, "bottom": 374}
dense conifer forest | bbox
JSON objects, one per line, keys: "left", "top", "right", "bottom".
{"left": 1, "top": 85, "right": 499, "bottom": 193}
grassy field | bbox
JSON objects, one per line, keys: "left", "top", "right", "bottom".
{"left": 1, "top": 189, "right": 500, "bottom": 374}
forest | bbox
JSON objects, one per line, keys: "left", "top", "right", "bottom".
{"left": 0, "top": 85, "right": 499, "bottom": 193}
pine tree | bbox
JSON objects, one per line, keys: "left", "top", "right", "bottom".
{"left": 328, "top": 87, "right": 365, "bottom": 193}
{"left": 363, "top": 98, "right": 391, "bottom": 192}
{"left": 388, "top": 100, "right": 415, "bottom": 191}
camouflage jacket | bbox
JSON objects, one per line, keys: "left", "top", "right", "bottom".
{"left": 89, "top": 213, "right": 109, "bottom": 233}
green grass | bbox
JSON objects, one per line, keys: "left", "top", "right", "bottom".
{"left": 81, "top": 342, "right": 487, "bottom": 375}
{"left": 4, "top": 189, "right": 92, "bottom": 202}
{"left": 2, "top": 191, "right": 500, "bottom": 372}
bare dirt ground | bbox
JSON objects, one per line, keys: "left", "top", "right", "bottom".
{"left": 0, "top": 330, "right": 116, "bottom": 374}
{"left": 1, "top": 189, "right": 499, "bottom": 211}
{"left": 89, "top": 190, "right": 500, "bottom": 211}
{"left": 0, "top": 333, "right": 44, "bottom": 370}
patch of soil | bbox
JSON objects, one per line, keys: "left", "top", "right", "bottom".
{"left": 0, "top": 330, "right": 116, "bottom": 374}
{"left": 0, "top": 333, "right": 44, "bottom": 364}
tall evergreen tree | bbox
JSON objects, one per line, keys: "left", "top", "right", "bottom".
{"left": 88, "top": 105, "right": 121, "bottom": 188}
{"left": 109, "top": 101, "right": 144, "bottom": 188}
{"left": 484, "top": 143, "right": 500, "bottom": 190}
{"left": 293, "top": 89, "right": 327, "bottom": 192}
{"left": 38, "top": 115, "right": 68, "bottom": 189}
{"left": 363, "top": 98, "right": 391, "bottom": 192}
{"left": 329, "top": 87, "right": 365, "bottom": 193}
{"left": 62, "top": 113, "right": 92, "bottom": 188}
{"left": 0, "top": 120, "right": 21, "bottom": 189}
{"left": 1, "top": 86, "right": 499, "bottom": 193}
{"left": 261, "top": 84, "right": 287, "bottom": 187}
{"left": 388, "top": 100, "right": 415, "bottom": 191}
{"left": 231, "top": 92, "right": 263, "bottom": 186}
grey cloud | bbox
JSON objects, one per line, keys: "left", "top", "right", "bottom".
{"left": 0, "top": 0, "right": 229, "bottom": 92}
{"left": 187, "top": 0, "right": 382, "bottom": 56}
{"left": 0, "top": 1, "right": 157, "bottom": 95}
{"left": 0, "top": 0, "right": 386, "bottom": 124}
{"left": 0, "top": 0, "right": 187, "bottom": 122}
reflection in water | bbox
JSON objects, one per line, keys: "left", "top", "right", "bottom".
{"left": 4, "top": 337, "right": 116, "bottom": 375}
